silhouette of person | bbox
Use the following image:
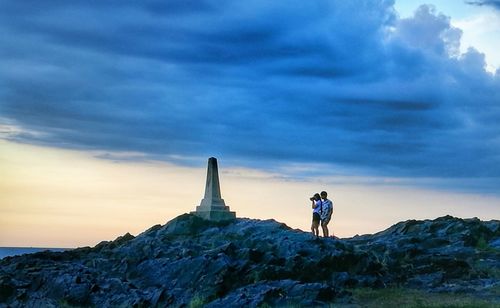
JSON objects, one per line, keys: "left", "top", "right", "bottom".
{"left": 320, "top": 191, "right": 334, "bottom": 237}
{"left": 310, "top": 193, "right": 322, "bottom": 237}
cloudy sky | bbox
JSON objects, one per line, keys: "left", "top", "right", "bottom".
{"left": 1, "top": 0, "right": 499, "bottom": 247}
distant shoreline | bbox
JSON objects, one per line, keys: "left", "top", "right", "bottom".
{"left": 0, "top": 247, "right": 72, "bottom": 260}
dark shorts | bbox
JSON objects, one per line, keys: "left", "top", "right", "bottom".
{"left": 312, "top": 212, "right": 321, "bottom": 224}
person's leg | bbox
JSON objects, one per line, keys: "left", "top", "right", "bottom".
{"left": 311, "top": 223, "right": 318, "bottom": 236}
{"left": 321, "top": 214, "right": 332, "bottom": 237}
{"left": 312, "top": 213, "right": 321, "bottom": 237}
{"left": 321, "top": 223, "right": 329, "bottom": 237}
{"left": 321, "top": 216, "right": 329, "bottom": 237}
{"left": 311, "top": 214, "right": 319, "bottom": 237}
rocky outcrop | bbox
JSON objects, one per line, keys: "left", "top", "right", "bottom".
{"left": 0, "top": 214, "right": 498, "bottom": 307}
{"left": 350, "top": 216, "right": 500, "bottom": 294}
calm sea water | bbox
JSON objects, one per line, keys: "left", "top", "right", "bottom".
{"left": 0, "top": 247, "right": 70, "bottom": 259}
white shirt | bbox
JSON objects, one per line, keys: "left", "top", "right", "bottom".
{"left": 313, "top": 199, "right": 322, "bottom": 214}
{"left": 321, "top": 198, "right": 333, "bottom": 217}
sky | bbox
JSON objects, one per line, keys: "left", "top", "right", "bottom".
{"left": 1, "top": 0, "right": 499, "bottom": 247}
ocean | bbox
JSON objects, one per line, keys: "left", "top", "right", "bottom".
{"left": 0, "top": 247, "right": 70, "bottom": 260}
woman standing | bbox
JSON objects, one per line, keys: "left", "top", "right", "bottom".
{"left": 310, "top": 193, "right": 322, "bottom": 238}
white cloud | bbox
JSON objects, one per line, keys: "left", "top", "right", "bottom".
{"left": 453, "top": 11, "right": 500, "bottom": 72}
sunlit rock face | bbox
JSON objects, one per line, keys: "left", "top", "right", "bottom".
{"left": 0, "top": 215, "right": 498, "bottom": 306}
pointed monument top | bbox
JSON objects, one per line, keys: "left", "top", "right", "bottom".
{"left": 203, "top": 157, "right": 222, "bottom": 201}
{"left": 191, "top": 157, "right": 236, "bottom": 221}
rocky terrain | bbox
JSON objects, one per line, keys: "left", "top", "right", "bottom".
{"left": 0, "top": 214, "right": 499, "bottom": 307}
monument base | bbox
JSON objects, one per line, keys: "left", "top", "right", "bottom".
{"left": 190, "top": 210, "right": 236, "bottom": 222}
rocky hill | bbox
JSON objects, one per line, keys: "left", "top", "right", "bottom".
{"left": 0, "top": 214, "right": 499, "bottom": 307}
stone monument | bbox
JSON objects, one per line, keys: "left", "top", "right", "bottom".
{"left": 191, "top": 157, "right": 236, "bottom": 221}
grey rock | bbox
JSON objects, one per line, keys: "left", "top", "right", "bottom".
{"left": 489, "top": 238, "right": 500, "bottom": 249}
{"left": 205, "top": 280, "right": 338, "bottom": 307}
{"left": 0, "top": 214, "right": 498, "bottom": 306}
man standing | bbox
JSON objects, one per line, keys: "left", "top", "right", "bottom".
{"left": 320, "top": 191, "right": 334, "bottom": 237}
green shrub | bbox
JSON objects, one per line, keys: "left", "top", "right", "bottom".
{"left": 475, "top": 237, "right": 490, "bottom": 251}
{"left": 188, "top": 294, "right": 206, "bottom": 308}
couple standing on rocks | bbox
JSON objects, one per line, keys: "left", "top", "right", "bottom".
{"left": 310, "top": 191, "right": 334, "bottom": 238}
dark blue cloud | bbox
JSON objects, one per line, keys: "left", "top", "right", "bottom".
{"left": 466, "top": 0, "right": 500, "bottom": 9}
{"left": 0, "top": 1, "right": 499, "bottom": 192}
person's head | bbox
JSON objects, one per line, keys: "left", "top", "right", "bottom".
{"left": 320, "top": 191, "right": 328, "bottom": 199}
{"left": 310, "top": 193, "right": 321, "bottom": 201}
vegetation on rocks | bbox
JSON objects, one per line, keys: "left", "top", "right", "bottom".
{"left": 351, "top": 287, "right": 498, "bottom": 307}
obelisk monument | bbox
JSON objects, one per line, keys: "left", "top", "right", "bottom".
{"left": 191, "top": 157, "right": 236, "bottom": 221}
